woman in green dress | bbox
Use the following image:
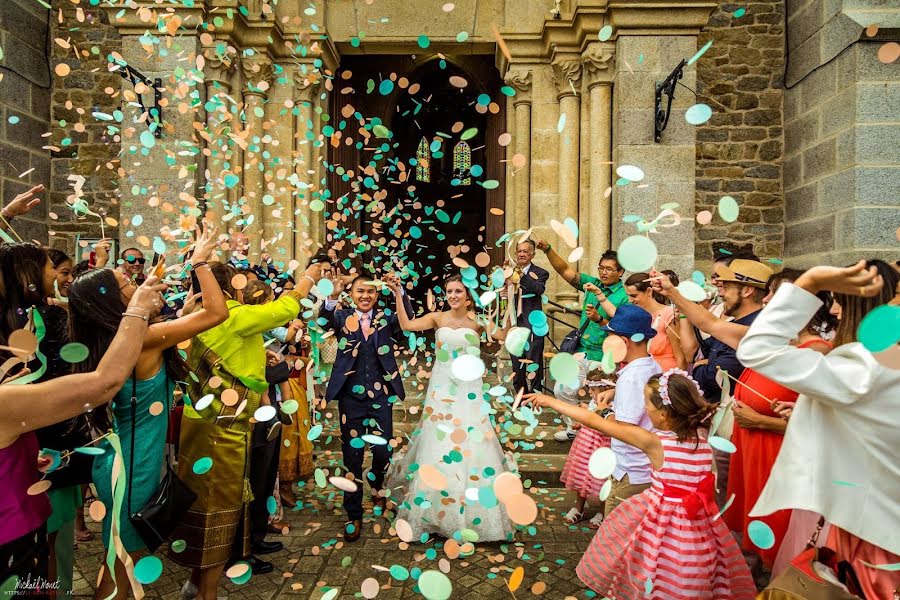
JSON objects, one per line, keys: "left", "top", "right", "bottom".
{"left": 170, "top": 260, "right": 324, "bottom": 600}
{"left": 68, "top": 224, "right": 228, "bottom": 599}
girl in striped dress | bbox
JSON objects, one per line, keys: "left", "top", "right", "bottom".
{"left": 560, "top": 370, "right": 614, "bottom": 528}
{"left": 527, "top": 369, "right": 756, "bottom": 600}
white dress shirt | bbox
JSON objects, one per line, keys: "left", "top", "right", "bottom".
{"left": 737, "top": 283, "right": 900, "bottom": 555}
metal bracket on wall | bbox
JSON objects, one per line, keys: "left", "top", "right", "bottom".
{"left": 654, "top": 58, "right": 686, "bottom": 143}
{"left": 111, "top": 60, "right": 163, "bottom": 138}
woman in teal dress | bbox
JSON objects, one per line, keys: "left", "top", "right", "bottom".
{"left": 68, "top": 223, "right": 228, "bottom": 599}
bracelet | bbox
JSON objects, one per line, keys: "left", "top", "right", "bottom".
{"left": 302, "top": 275, "right": 316, "bottom": 286}
{"left": 122, "top": 311, "right": 149, "bottom": 322}
{"left": 544, "top": 243, "right": 551, "bottom": 253}
{"left": 678, "top": 315, "right": 687, "bottom": 319}
{"left": 192, "top": 261, "right": 209, "bottom": 270}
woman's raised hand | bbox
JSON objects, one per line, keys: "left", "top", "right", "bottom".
{"left": 190, "top": 222, "right": 220, "bottom": 265}
{"left": 795, "top": 261, "right": 884, "bottom": 297}
{"left": 127, "top": 275, "right": 168, "bottom": 318}
{"left": 383, "top": 272, "right": 402, "bottom": 294}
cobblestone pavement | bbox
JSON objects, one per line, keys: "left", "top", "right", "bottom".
{"left": 72, "top": 486, "right": 600, "bottom": 599}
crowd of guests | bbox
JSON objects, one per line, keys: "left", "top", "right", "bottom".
{"left": 1, "top": 182, "right": 899, "bottom": 599}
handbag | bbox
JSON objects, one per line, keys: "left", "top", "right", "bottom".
{"left": 759, "top": 519, "right": 864, "bottom": 600}
{"left": 127, "top": 373, "right": 197, "bottom": 553}
{"left": 560, "top": 319, "right": 590, "bottom": 355}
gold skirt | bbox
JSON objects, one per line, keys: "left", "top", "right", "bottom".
{"left": 279, "top": 377, "right": 314, "bottom": 482}
{"left": 169, "top": 339, "right": 260, "bottom": 569}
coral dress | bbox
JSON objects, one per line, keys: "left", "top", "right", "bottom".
{"left": 724, "top": 338, "right": 831, "bottom": 567}
{"left": 576, "top": 432, "right": 755, "bottom": 600}
{"left": 561, "top": 427, "right": 611, "bottom": 499}
{"left": 648, "top": 307, "right": 677, "bottom": 371}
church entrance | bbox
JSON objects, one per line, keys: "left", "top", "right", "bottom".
{"left": 326, "top": 54, "right": 506, "bottom": 298}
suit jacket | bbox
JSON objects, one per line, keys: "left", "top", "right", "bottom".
{"left": 516, "top": 264, "right": 550, "bottom": 332}
{"left": 320, "top": 294, "right": 414, "bottom": 402}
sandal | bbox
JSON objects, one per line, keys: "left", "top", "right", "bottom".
{"left": 587, "top": 512, "right": 604, "bottom": 530}
{"left": 563, "top": 507, "right": 586, "bottom": 525}
{"left": 75, "top": 529, "right": 94, "bottom": 542}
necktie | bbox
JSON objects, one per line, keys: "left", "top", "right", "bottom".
{"left": 360, "top": 313, "right": 372, "bottom": 340}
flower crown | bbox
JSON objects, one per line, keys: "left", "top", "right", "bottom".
{"left": 658, "top": 368, "right": 703, "bottom": 406}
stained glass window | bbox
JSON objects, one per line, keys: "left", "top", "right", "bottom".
{"left": 453, "top": 141, "right": 472, "bottom": 185}
{"left": 416, "top": 137, "right": 430, "bottom": 182}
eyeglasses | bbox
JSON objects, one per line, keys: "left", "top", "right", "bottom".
{"left": 598, "top": 267, "right": 619, "bottom": 274}
{"left": 126, "top": 257, "right": 146, "bottom": 265}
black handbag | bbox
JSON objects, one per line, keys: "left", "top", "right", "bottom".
{"left": 560, "top": 319, "right": 591, "bottom": 354}
{"left": 127, "top": 373, "right": 197, "bottom": 553}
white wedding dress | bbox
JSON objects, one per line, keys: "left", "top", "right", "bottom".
{"left": 385, "top": 327, "right": 518, "bottom": 543}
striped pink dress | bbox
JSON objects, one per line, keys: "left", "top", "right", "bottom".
{"left": 576, "top": 432, "right": 756, "bottom": 599}
{"left": 561, "top": 427, "right": 611, "bottom": 499}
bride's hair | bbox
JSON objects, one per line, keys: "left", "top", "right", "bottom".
{"left": 443, "top": 275, "right": 475, "bottom": 308}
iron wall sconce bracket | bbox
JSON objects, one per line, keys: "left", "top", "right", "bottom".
{"left": 654, "top": 58, "right": 686, "bottom": 143}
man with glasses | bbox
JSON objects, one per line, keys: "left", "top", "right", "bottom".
{"left": 119, "top": 247, "right": 147, "bottom": 285}
{"left": 534, "top": 242, "right": 630, "bottom": 442}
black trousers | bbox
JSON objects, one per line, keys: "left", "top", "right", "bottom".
{"left": 512, "top": 333, "right": 545, "bottom": 394}
{"left": 338, "top": 393, "right": 393, "bottom": 521}
{"left": 248, "top": 418, "right": 280, "bottom": 548}
{"left": 0, "top": 524, "right": 50, "bottom": 598}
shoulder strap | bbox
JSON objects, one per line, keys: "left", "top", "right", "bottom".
{"left": 128, "top": 373, "right": 136, "bottom": 515}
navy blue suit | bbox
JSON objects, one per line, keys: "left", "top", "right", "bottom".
{"left": 319, "top": 295, "right": 413, "bottom": 520}
{"left": 512, "top": 264, "right": 549, "bottom": 393}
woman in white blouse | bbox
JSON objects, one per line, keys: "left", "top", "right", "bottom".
{"left": 737, "top": 259, "right": 900, "bottom": 599}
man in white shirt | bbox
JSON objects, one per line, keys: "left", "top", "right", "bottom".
{"left": 598, "top": 304, "right": 662, "bottom": 516}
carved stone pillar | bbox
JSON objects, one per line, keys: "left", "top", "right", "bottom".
{"left": 239, "top": 55, "right": 273, "bottom": 261}
{"left": 200, "top": 46, "right": 236, "bottom": 222}
{"left": 503, "top": 69, "right": 532, "bottom": 233}
{"left": 292, "top": 73, "right": 321, "bottom": 272}
{"left": 262, "top": 63, "right": 297, "bottom": 265}
{"left": 582, "top": 44, "right": 614, "bottom": 265}
{"left": 552, "top": 53, "right": 582, "bottom": 304}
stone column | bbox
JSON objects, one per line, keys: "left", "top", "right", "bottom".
{"left": 238, "top": 55, "right": 273, "bottom": 262}
{"left": 582, "top": 44, "right": 614, "bottom": 265}
{"left": 551, "top": 54, "right": 582, "bottom": 304}
{"left": 292, "top": 74, "right": 321, "bottom": 272}
{"left": 503, "top": 69, "right": 532, "bottom": 232}
{"left": 200, "top": 46, "right": 236, "bottom": 222}
{"left": 262, "top": 63, "right": 297, "bottom": 265}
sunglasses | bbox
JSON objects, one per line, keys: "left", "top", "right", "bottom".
{"left": 126, "top": 257, "right": 146, "bottom": 265}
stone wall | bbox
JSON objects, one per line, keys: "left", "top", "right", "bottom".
{"left": 781, "top": 0, "right": 899, "bottom": 267}
{"left": 47, "top": 2, "right": 121, "bottom": 254}
{"left": 0, "top": 0, "right": 51, "bottom": 242}
{"left": 695, "top": 0, "right": 786, "bottom": 269}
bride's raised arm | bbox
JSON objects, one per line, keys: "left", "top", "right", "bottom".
{"left": 385, "top": 273, "right": 438, "bottom": 332}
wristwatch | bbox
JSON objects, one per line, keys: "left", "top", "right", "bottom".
{"left": 600, "top": 408, "right": 615, "bottom": 419}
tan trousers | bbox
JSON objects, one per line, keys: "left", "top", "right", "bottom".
{"left": 604, "top": 474, "right": 652, "bottom": 517}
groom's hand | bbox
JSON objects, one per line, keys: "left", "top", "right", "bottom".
{"left": 383, "top": 272, "right": 401, "bottom": 293}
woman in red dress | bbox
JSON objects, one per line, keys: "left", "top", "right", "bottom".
{"left": 724, "top": 269, "right": 837, "bottom": 570}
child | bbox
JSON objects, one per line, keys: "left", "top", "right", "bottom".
{"left": 560, "top": 370, "right": 614, "bottom": 528}
{"left": 526, "top": 369, "right": 756, "bottom": 599}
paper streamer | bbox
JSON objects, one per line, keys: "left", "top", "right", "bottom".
{"left": 8, "top": 308, "right": 47, "bottom": 386}
{"left": 103, "top": 433, "right": 145, "bottom": 600}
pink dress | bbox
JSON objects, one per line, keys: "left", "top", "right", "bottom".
{"left": 576, "top": 432, "right": 756, "bottom": 600}
{"left": 648, "top": 307, "right": 677, "bottom": 371}
{"left": 561, "top": 427, "right": 611, "bottom": 499}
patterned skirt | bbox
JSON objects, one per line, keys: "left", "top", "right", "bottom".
{"left": 168, "top": 339, "right": 260, "bottom": 569}
{"left": 561, "top": 427, "right": 610, "bottom": 499}
{"left": 576, "top": 489, "right": 756, "bottom": 600}
{"left": 278, "top": 376, "right": 314, "bottom": 482}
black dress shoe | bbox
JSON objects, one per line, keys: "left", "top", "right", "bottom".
{"left": 246, "top": 555, "right": 273, "bottom": 575}
{"left": 344, "top": 519, "right": 362, "bottom": 542}
{"left": 251, "top": 540, "right": 284, "bottom": 555}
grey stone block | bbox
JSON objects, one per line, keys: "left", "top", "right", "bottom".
{"left": 0, "top": 3, "right": 49, "bottom": 52}
{"left": 4, "top": 112, "right": 48, "bottom": 153}
{"left": 836, "top": 206, "right": 900, "bottom": 249}
{"left": 788, "top": 0, "right": 824, "bottom": 51}
{"left": 2, "top": 40, "right": 50, "bottom": 88}
{"left": 851, "top": 42, "right": 900, "bottom": 82}
{"left": 784, "top": 153, "right": 803, "bottom": 190}
{"left": 0, "top": 142, "right": 31, "bottom": 177}
{"left": 786, "top": 32, "right": 823, "bottom": 86}
{"left": 785, "top": 111, "right": 820, "bottom": 155}
{"left": 820, "top": 85, "right": 856, "bottom": 137}
{"left": 784, "top": 215, "right": 835, "bottom": 257}
{"left": 821, "top": 14, "right": 863, "bottom": 66}
{"left": 855, "top": 125, "right": 900, "bottom": 165}
{"left": 9, "top": 217, "right": 47, "bottom": 244}
{"left": 0, "top": 69, "right": 33, "bottom": 115}
{"left": 857, "top": 83, "right": 900, "bottom": 124}
{"left": 799, "top": 57, "right": 838, "bottom": 115}
{"left": 803, "top": 138, "right": 837, "bottom": 182}
{"left": 836, "top": 127, "right": 856, "bottom": 170}
{"left": 615, "top": 109, "right": 654, "bottom": 146}
{"left": 785, "top": 181, "right": 819, "bottom": 222}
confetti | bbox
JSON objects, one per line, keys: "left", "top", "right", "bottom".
{"left": 718, "top": 195, "right": 740, "bottom": 223}
{"left": 588, "top": 447, "right": 617, "bottom": 479}
{"left": 857, "top": 305, "right": 900, "bottom": 353}
{"left": 685, "top": 103, "right": 713, "bottom": 125}
{"left": 59, "top": 342, "right": 89, "bottom": 363}
{"left": 192, "top": 457, "right": 213, "bottom": 475}
{"left": 878, "top": 42, "right": 899, "bottom": 64}
{"left": 133, "top": 556, "right": 163, "bottom": 584}
{"left": 598, "top": 25, "right": 614, "bottom": 42}
{"left": 508, "top": 566, "right": 524, "bottom": 592}
{"left": 677, "top": 281, "right": 707, "bottom": 302}
{"left": 419, "top": 570, "right": 452, "bottom": 600}
{"left": 747, "top": 520, "right": 776, "bottom": 550}
{"left": 708, "top": 435, "right": 736, "bottom": 454}
{"left": 617, "top": 236, "right": 657, "bottom": 272}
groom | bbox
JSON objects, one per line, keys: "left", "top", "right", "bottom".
{"left": 320, "top": 274, "right": 413, "bottom": 542}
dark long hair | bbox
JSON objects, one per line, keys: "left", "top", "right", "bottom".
{"left": 766, "top": 268, "right": 838, "bottom": 336}
{"left": 0, "top": 243, "right": 49, "bottom": 350}
{"left": 68, "top": 268, "right": 187, "bottom": 431}
{"left": 646, "top": 373, "right": 715, "bottom": 444}
{"left": 833, "top": 259, "right": 900, "bottom": 347}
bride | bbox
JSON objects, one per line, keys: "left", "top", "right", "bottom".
{"left": 383, "top": 273, "right": 518, "bottom": 543}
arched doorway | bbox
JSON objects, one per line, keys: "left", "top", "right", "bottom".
{"left": 325, "top": 54, "right": 506, "bottom": 297}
